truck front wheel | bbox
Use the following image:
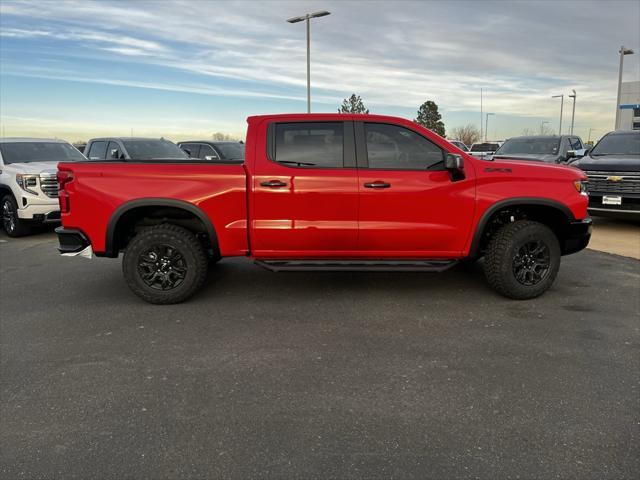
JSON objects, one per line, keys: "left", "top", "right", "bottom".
{"left": 2, "top": 195, "right": 31, "bottom": 237}
{"left": 483, "top": 220, "right": 561, "bottom": 300}
{"left": 123, "top": 224, "right": 208, "bottom": 304}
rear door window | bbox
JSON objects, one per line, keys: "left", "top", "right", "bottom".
{"left": 180, "top": 143, "right": 200, "bottom": 158}
{"left": 274, "top": 123, "right": 344, "bottom": 168}
{"left": 87, "top": 141, "right": 107, "bottom": 160}
{"left": 199, "top": 145, "right": 219, "bottom": 160}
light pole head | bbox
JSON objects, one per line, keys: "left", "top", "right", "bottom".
{"left": 287, "top": 11, "right": 330, "bottom": 22}
{"left": 620, "top": 46, "right": 634, "bottom": 55}
{"left": 552, "top": 94, "right": 563, "bottom": 99}
{"left": 287, "top": 15, "right": 306, "bottom": 23}
{"left": 309, "top": 11, "right": 331, "bottom": 18}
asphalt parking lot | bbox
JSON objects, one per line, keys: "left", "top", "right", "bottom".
{"left": 1, "top": 224, "right": 639, "bottom": 479}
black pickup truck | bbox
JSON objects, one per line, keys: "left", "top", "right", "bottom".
{"left": 571, "top": 130, "right": 640, "bottom": 219}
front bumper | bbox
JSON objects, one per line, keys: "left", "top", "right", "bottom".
{"left": 588, "top": 194, "right": 640, "bottom": 218}
{"left": 55, "top": 227, "right": 92, "bottom": 256}
{"left": 17, "top": 201, "right": 60, "bottom": 222}
{"left": 562, "top": 218, "right": 593, "bottom": 255}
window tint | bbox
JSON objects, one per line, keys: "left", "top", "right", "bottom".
{"left": 107, "top": 141, "right": 121, "bottom": 160}
{"left": 0, "top": 142, "right": 85, "bottom": 164}
{"left": 199, "top": 145, "right": 219, "bottom": 159}
{"left": 275, "top": 123, "right": 343, "bottom": 168}
{"left": 88, "top": 141, "right": 107, "bottom": 160}
{"left": 180, "top": 143, "right": 200, "bottom": 158}
{"left": 216, "top": 143, "right": 245, "bottom": 160}
{"left": 570, "top": 137, "right": 583, "bottom": 150}
{"left": 121, "top": 140, "right": 188, "bottom": 160}
{"left": 365, "top": 123, "right": 443, "bottom": 170}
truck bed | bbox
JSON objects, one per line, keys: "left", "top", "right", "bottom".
{"left": 58, "top": 161, "right": 248, "bottom": 256}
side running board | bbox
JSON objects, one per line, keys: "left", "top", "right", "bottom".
{"left": 254, "top": 259, "right": 458, "bottom": 272}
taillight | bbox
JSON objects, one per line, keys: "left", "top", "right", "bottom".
{"left": 57, "top": 170, "right": 74, "bottom": 213}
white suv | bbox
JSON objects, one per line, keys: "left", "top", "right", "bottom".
{"left": 0, "top": 138, "right": 85, "bottom": 236}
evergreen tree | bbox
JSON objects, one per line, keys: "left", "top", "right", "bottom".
{"left": 338, "top": 94, "right": 369, "bottom": 114}
{"left": 414, "top": 100, "right": 445, "bottom": 136}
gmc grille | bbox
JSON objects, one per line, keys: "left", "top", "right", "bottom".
{"left": 585, "top": 171, "right": 640, "bottom": 195}
{"left": 39, "top": 172, "right": 59, "bottom": 198}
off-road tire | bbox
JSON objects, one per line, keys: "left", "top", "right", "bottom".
{"left": 484, "top": 220, "right": 561, "bottom": 300}
{"left": 123, "top": 224, "right": 208, "bottom": 304}
{"left": 2, "top": 195, "right": 31, "bottom": 237}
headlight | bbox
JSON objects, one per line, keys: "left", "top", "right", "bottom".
{"left": 573, "top": 179, "right": 588, "bottom": 194}
{"left": 16, "top": 174, "right": 39, "bottom": 195}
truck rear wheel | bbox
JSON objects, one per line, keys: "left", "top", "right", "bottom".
{"left": 123, "top": 224, "right": 208, "bottom": 304}
{"left": 2, "top": 195, "right": 31, "bottom": 237}
{"left": 484, "top": 220, "right": 560, "bottom": 300}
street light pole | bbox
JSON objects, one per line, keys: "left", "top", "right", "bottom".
{"left": 552, "top": 94, "right": 564, "bottom": 135}
{"left": 287, "top": 10, "right": 331, "bottom": 113}
{"left": 615, "top": 46, "right": 635, "bottom": 129}
{"left": 485, "top": 113, "right": 494, "bottom": 142}
{"left": 480, "top": 88, "right": 483, "bottom": 142}
{"left": 588, "top": 128, "right": 596, "bottom": 143}
{"left": 569, "top": 90, "right": 576, "bottom": 135}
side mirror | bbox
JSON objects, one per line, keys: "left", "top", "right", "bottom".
{"left": 445, "top": 153, "right": 465, "bottom": 181}
{"left": 110, "top": 148, "right": 120, "bottom": 159}
{"left": 204, "top": 155, "right": 219, "bottom": 161}
{"left": 445, "top": 153, "right": 463, "bottom": 170}
{"left": 182, "top": 148, "right": 191, "bottom": 156}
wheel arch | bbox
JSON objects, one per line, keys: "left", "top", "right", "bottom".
{"left": 105, "top": 198, "right": 218, "bottom": 257}
{"left": 469, "top": 198, "right": 575, "bottom": 258}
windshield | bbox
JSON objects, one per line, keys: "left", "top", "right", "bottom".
{"left": 0, "top": 142, "right": 85, "bottom": 164}
{"left": 496, "top": 138, "right": 560, "bottom": 156}
{"left": 590, "top": 133, "right": 640, "bottom": 156}
{"left": 122, "top": 140, "right": 188, "bottom": 160}
{"left": 216, "top": 143, "right": 245, "bottom": 160}
{"left": 470, "top": 143, "right": 499, "bottom": 152}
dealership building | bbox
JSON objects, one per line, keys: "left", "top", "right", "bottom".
{"left": 618, "top": 80, "right": 640, "bottom": 130}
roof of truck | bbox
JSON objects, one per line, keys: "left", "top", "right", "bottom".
{"left": 88, "top": 137, "right": 170, "bottom": 141}
{"left": 0, "top": 137, "right": 69, "bottom": 143}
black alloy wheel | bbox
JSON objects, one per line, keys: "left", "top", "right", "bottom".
{"left": 512, "top": 240, "right": 551, "bottom": 286}
{"left": 2, "top": 197, "right": 16, "bottom": 234}
{"left": 137, "top": 244, "right": 188, "bottom": 290}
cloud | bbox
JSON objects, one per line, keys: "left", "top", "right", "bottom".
{"left": 1, "top": 0, "right": 639, "bottom": 138}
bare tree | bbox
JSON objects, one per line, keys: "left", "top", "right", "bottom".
{"left": 450, "top": 124, "right": 480, "bottom": 146}
{"left": 211, "top": 132, "right": 238, "bottom": 141}
{"left": 522, "top": 124, "right": 553, "bottom": 136}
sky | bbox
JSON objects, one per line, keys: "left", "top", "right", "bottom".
{"left": 0, "top": 0, "right": 639, "bottom": 143}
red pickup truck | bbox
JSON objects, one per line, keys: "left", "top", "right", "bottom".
{"left": 55, "top": 114, "right": 592, "bottom": 304}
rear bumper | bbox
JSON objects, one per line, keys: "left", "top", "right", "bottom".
{"left": 55, "top": 227, "right": 90, "bottom": 254}
{"left": 562, "top": 218, "right": 592, "bottom": 255}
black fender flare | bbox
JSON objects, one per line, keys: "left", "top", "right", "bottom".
{"left": 105, "top": 198, "right": 217, "bottom": 257}
{"left": 468, "top": 197, "right": 575, "bottom": 258}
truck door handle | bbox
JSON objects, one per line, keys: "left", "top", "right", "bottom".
{"left": 261, "top": 180, "right": 287, "bottom": 188}
{"left": 364, "top": 182, "right": 391, "bottom": 189}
